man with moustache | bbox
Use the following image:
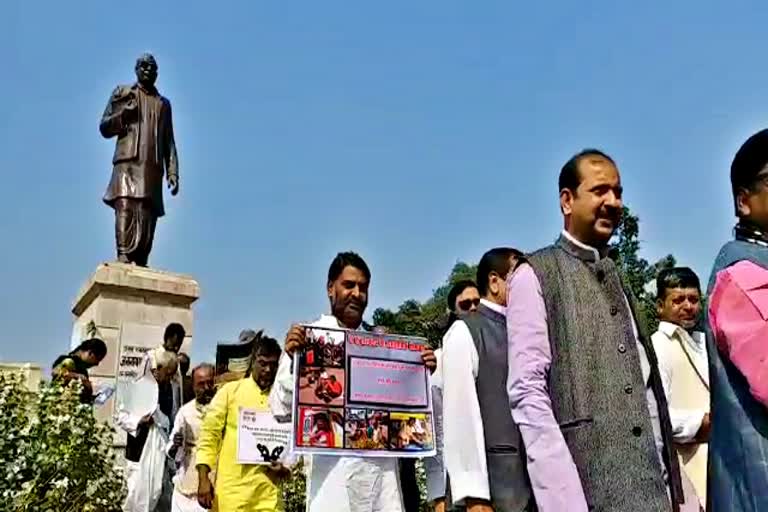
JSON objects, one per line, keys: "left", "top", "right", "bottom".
{"left": 167, "top": 364, "right": 216, "bottom": 512}
{"left": 269, "top": 251, "right": 437, "bottom": 512}
{"left": 706, "top": 129, "right": 768, "bottom": 511}
{"left": 506, "top": 149, "right": 692, "bottom": 512}
{"left": 651, "top": 268, "right": 710, "bottom": 506}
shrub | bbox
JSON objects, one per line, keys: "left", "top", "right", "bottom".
{"left": 283, "top": 457, "right": 307, "bottom": 512}
{"left": 0, "top": 372, "right": 126, "bottom": 511}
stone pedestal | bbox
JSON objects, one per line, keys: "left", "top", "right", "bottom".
{"left": 71, "top": 262, "right": 200, "bottom": 433}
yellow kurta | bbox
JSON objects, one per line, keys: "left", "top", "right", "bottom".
{"left": 196, "top": 378, "right": 283, "bottom": 512}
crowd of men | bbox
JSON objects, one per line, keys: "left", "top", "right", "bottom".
{"left": 52, "top": 128, "right": 768, "bottom": 511}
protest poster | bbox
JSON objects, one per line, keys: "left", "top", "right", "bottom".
{"left": 237, "top": 408, "right": 293, "bottom": 465}
{"left": 292, "top": 326, "right": 435, "bottom": 458}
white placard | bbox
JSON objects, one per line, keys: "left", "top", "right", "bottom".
{"left": 116, "top": 373, "right": 158, "bottom": 420}
{"left": 117, "top": 323, "right": 164, "bottom": 382}
{"left": 237, "top": 408, "right": 292, "bottom": 465}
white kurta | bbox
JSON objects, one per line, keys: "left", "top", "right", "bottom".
{"left": 170, "top": 492, "right": 203, "bottom": 512}
{"left": 441, "top": 299, "right": 508, "bottom": 504}
{"left": 165, "top": 400, "right": 207, "bottom": 512}
{"left": 115, "top": 371, "right": 174, "bottom": 512}
{"left": 269, "top": 314, "right": 404, "bottom": 512}
{"left": 651, "top": 321, "right": 709, "bottom": 506}
{"left": 651, "top": 322, "right": 708, "bottom": 442}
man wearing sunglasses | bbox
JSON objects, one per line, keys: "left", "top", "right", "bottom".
{"left": 448, "top": 280, "right": 481, "bottom": 315}
{"left": 442, "top": 248, "right": 533, "bottom": 512}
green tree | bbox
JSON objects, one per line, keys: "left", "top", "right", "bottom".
{"left": 0, "top": 373, "right": 125, "bottom": 511}
{"left": 610, "top": 206, "right": 676, "bottom": 333}
{"left": 372, "top": 261, "right": 477, "bottom": 347}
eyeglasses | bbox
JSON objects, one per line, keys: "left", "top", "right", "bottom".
{"left": 457, "top": 298, "right": 480, "bottom": 311}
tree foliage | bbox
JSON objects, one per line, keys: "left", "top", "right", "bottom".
{"left": 609, "top": 206, "right": 676, "bottom": 333}
{"left": 372, "top": 261, "right": 477, "bottom": 347}
{"left": 283, "top": 459, "right": 307, "bottom": 512}
{"left": 0, "top": 373, "right": 126, "bottom": 511}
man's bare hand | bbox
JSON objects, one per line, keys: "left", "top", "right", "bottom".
{"left": 81, "top": 377, "right": 94, "bottom": 394}
{"left": 266, "top": 461, "right": 291, "bottom": 480}
{"left": 695, "top": 412, "right": 711, "bottom": 443}
{"left": 197, "top": 475, "right": 214, "bottom": 509}
{"left": 285, "top": 325, "right": 307, "bottom": 356}
{"left": 421, "top": 347, "right": 437, "bottom": 374}
{"left": 139, "top": 413, "right": 154, "bottom": 426}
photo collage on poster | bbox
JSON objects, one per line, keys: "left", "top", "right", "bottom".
{"left": 293, "top": 326, "right": 435, "bottom": 457}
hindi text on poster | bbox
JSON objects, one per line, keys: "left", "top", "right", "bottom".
{"left": 348, "top": 357, "right": 428, "bottom": 407}
{"left": 292, "top": 326, "right": 435, "bottom": 458}
{"left": 237, "top": 408, "right": 292, "bottom": 465}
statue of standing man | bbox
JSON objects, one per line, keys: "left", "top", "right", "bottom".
{"left": 99, "top": 53, "right": 179, "bottom": 266}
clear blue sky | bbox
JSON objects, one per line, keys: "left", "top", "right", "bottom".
{"left": 3, "top": 2, "right": 767, "bottom": 368}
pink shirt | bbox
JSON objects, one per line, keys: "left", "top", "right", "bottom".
{"left": 505, "top": 263, "right": 589, "bottom": 511}
{"left": 709, "top": 260, "right": 768, "bottom": 407}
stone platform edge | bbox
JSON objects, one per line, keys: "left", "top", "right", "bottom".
{"left": 72, "top": 262, "right": 201, "bottom": 316}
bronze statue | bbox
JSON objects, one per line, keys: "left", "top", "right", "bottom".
{"left": 100, "top": 53, "right": 179, "bottom": 266}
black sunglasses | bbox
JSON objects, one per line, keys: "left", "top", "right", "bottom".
{"left": 457, "top": 298, "right": 480, "bottom": 311}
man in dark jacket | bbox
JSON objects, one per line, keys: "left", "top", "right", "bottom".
{"left": 506, "top": 149, "right": 688, "bottom": 512}
{"left": 706, "top": 129, "right": 768, "bottom": 512}
{"left": 99, "top": 53, "right": 179, "bottom": 266}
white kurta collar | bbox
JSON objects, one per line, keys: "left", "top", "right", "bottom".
{"left": 657, "top": 321, "right": 709, "bottom": 387}
{"left": 316, "top": 314, "right": 341, "bottom": 328}
{"left": 561, "top": 229, "right": 602, "bottom": 261}
{"left": 479, "top": 298, "right": 505, "bottom": 314}
{"left": 316, "top": 314, "right": 364, "bottom": 330}
{"left": 658, "top": 320, "right": 682, "bottom": 338}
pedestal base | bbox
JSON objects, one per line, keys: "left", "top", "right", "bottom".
{"left": 71, "top": 262, "right": 200, "bottom": 437}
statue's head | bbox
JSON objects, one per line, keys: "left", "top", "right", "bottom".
{"left": 135, "top": 53, "right": 158, "bottom": 87}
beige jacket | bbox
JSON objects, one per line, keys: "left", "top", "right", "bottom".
{"left": 652, "top": 322, "right": 709, "bottom": 506}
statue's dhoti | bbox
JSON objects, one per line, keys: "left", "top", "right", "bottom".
{"left": 113, "top": 197, "right": 157, "bottom": 266}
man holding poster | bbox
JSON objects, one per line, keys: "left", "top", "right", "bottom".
{"left": 269, "top": 251, "right": 437, "bottom": 512}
